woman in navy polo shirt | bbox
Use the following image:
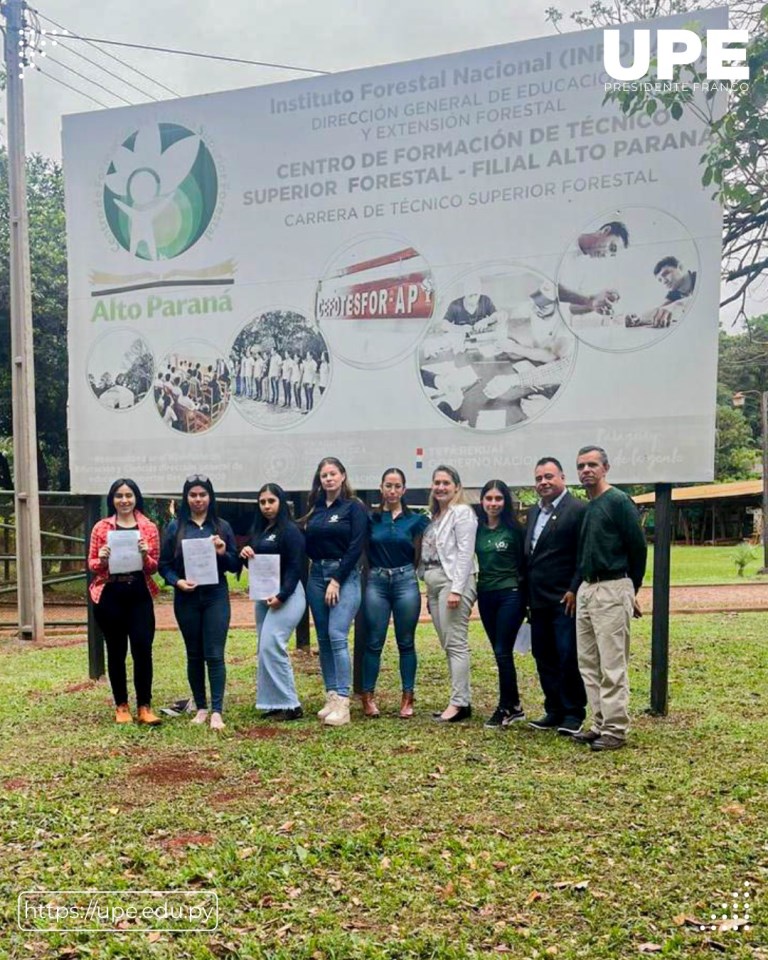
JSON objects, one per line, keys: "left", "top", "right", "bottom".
{"left": 302, "top": 456, "right": 367, "bottom": 727}
{"left": 361, "top": 468, "right": 428, "bottom": 719}
{"left": 159, "top": 474, "right": 239, "bottom": 731}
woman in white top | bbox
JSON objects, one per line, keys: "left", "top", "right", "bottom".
{"left": 268, "top": 351, "right": 283, "bottom": 405}
{"left": 419, "top": 464, "right": 478, "bottom": 723}
{"left": 318, "top": 353, "right": 330, "bottom": 396}
{"left": 302, "top": 352, "right": 318, "bottom": 412}
{"left": 290, "top": 351, "right": 304, "bottom": 409}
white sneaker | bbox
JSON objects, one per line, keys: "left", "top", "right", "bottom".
{"left": 324, "top": 696, "right": 350, "bottom": 727}
{"left": 317, "top": 692, "right": 338, "bottom": 720}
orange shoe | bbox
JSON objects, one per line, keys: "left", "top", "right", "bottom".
{"left": 137, "top": 705, "right": 162, "bottom": 726}
{"left": 115, "top": 703, "right": 133, "bottom": 724}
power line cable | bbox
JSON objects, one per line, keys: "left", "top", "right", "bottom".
{"left": 35, "top": 10, "right": 180, "bottom": 97}
{"left": 53, "top": 37, "right": 160, "bottom": 101}
{"left": 42, "top": 32, "right": 331, "bottom": 74}
{"left": 33, "top": 66, "right": 111, "bottom": 108}
{"left": 45, "top": 53, "right": 135, "bottom": 105}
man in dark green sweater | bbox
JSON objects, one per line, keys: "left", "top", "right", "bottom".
{"left": 572, "top": 446, "right": 647, "bottom": 752}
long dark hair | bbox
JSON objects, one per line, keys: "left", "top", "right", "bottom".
{"left": 251, "top": 483, "right": 294, "bottom": 537}
{"left": 300, "top": 456, "right": 358, "bottom": 526}
{"left": 373, "top": 466, "right": 412, "bottom": 516}
{"left": 476, "top": 479, "right": 523, "bottom": 533}
{"left": 175, "top": 474, "right": 222, "bottom": 554}
{"left": 106, "top": 477, "right": 145, "bottom": 515}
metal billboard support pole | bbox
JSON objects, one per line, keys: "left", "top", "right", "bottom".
{"left": 649, "top": 483, "right": 671, "bottom": 716}
{"left": 84, "top": 496, "right": 105, "bottom": 680}
{"left": 3, "top": 0, "right": 45, "bottom": 641}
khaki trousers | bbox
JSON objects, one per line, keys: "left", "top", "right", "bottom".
{"left": 423, "top": 566, "right": 476, "bottom": 707}
{"left": 575, "top": 578, "right": 634, "bottom": 740}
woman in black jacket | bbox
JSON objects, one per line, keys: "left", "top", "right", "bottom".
{"left": 159, "top": 474, "right": 239, "bottom": 730}
{"left": 240, "top": 484, "right": 306, "bottom": 721}
{"left": 302, "top": 457, "right": 367, "bottom": 727}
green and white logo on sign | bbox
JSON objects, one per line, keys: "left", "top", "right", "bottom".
{"left": 103, "top": 123, "right": 218, "bottom": 261}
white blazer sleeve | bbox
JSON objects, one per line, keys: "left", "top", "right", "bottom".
{"left": 450, "top": 505, "right": 478, "bottom": 595}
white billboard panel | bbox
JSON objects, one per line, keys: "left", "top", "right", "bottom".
{"left": 63, "top": 10, "right": 724, "bottom": 492}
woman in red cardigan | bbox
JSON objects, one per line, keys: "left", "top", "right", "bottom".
{"left": 87, "top": 478, "right": 161, "bottom": 725}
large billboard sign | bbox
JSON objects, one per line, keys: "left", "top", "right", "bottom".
{"left": 63, "top": 9, "right": 725, "bottom": 492}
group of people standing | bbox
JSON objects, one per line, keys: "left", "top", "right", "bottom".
{"left": 235, "top": 349, "right": 329, "bottom": 412}
{"left": 154, "top": 360, "right": 229, "bottom": 432}
{"left": 87, "top": 445, "right": 646, "bottom": 751}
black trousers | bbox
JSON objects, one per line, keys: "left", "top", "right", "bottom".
{"left": 477, "top": 588, "right": 525, "bottom": 710}
{"left": 173, "top": 584, "right": 230, "bottom": 713}
{"left": 94, "top": 578, "right": 155, "bottom": 706}
{"left": 530, "top": 604, "right": 586, "bottom": 723}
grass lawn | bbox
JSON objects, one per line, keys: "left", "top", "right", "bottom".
{"left": 0, "top": 615, "right": 766, "bottom": 959}
{"left": 644, "top": 545, "right": 768, "bottom": 585}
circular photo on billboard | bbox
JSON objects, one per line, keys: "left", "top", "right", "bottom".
{"left": 229, "top": 310, "right": 330, "bottom": 430}
{"left": 417, "top": 264, "right": 576, "bottom": 431}
{"left": 556, "top": 207, "right": 699, "bottom": 353}
{"left": 86, "top": 328, "right": 154, "bottom": 411}
{"left": 154, "top": 340, "right": 231, "bottom": 434}
{"left": 316, "top": 233, "right": 435, "bottom": 369}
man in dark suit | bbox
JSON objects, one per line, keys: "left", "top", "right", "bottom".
{"left": 524, "top": 457, "right": 587, "bottom": 735}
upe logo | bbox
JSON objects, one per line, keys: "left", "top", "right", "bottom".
{"left": 103, "top": 122, "right": 218, "bottom": 261}
{"left": 604, "top": 29, "right": 749, "bottom": 81}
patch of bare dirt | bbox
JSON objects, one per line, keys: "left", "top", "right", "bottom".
{"left": 131, "top": 756, "right": 224, "bottom": 785}
{"left": 63, "top": 680, "right": 98, "bottom": 693}
{"left": 238, "top": 726, "right": 282, "bottom": 740}
{"left": 157, "top": 832, "right": 215, "bottom": 850}
{"left": 3, "top": 777, "right": 30, "bottom": 791}
{"left": 0, "top": 634, "right": 87, "bottom": 651}
{"left": 209, "top": 771, "right": 262, "bottom": 806}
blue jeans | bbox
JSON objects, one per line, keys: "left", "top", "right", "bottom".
{"left": 306, "top": 560, "right": 361, "bottom": 698}
{"left": 363, "top": 565, "right": 421, "bottom": 693}
{"left": 255, "top": 582, "right": 306, "bottom": 710}
{"left": 477, "top": 588, "right": 525, "bottom": 710}
{"left": 174, "top": 584, "right": 229, "bottom": 713}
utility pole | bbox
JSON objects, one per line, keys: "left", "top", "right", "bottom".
{"left": 3, "top": 0, "right": 45, "bottom": 640}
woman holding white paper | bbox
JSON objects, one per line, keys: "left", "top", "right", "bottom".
{"left": 240, "top": 483, "right": 306, "bottom": 721}
{"left": 87, "top": 478, "right": 161, "bottom": 725}
{"left": 159, "top": 475, "right": 239, "bottom": 731}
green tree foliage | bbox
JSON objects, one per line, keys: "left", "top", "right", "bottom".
{"left": 717, "top": 314, "right": 768, "bottom": 436}
{"left": 714, "top": 396, "right": 756, "bottom": 480}
{"left": 0, "top": 151, "right": 68, "bottom": 488}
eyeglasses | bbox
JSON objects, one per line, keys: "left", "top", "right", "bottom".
{"left": 186, "top": 473, "right": 210, "bottom": 484}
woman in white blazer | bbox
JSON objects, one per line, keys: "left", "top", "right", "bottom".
{"left": 419, "top": 464, "right": 478, "bottom": 722}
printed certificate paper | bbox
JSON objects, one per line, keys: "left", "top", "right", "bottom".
{"left": 107, "top": 529, "right": 142, "bottom": 574}
{"left": 181, "top": 537, "right": 219, "bottom": 586}
{"left": 248, "top": 555, "right": 281, "bottom": 600}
